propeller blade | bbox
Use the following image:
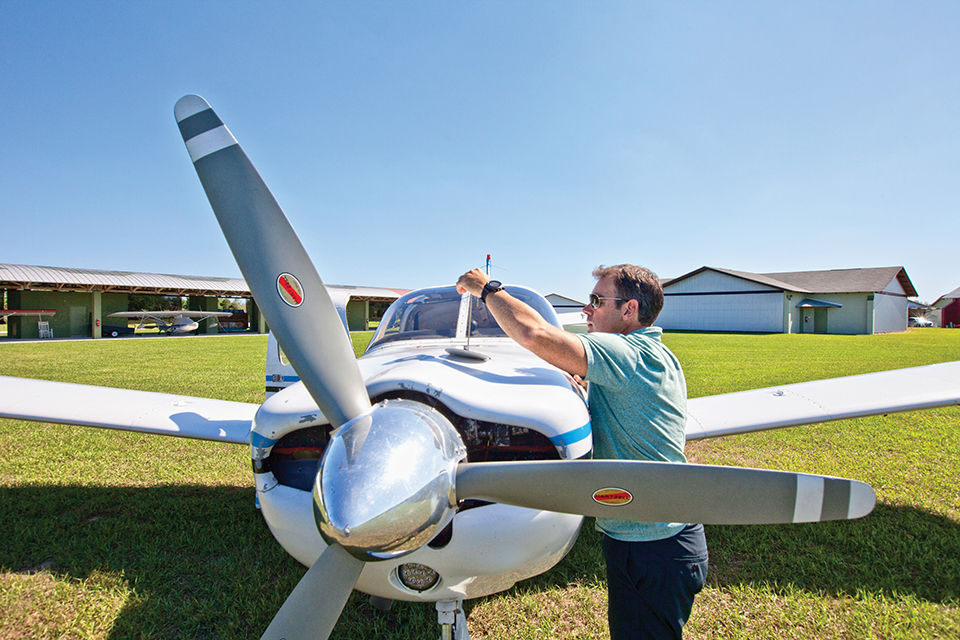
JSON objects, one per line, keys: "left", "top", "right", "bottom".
{"left": 456, "top": 460, "right": 875, "bottom": 525}
{"left": 260, "top": 544, "right": 364, "bottom": 640}
{"left": 174, "top": 95, "right": 370, "bottom": 428}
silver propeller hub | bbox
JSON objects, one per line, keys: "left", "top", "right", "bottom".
{"left": 313, "top": 399, "right": 467, "bottom": 561}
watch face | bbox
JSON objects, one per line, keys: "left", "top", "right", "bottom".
{"left": 487, "top": 280, "right": 502, "bottom": 289}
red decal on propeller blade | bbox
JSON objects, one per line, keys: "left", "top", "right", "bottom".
{"left": 277, "top": 273, "right": 304, "bottom": 307}
{"left": 592, "top": 488, "right": 633, "bottom": 506}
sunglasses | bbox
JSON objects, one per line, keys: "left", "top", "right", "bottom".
{"left": 589, "top": 293, "right": 623, "bottom": 309}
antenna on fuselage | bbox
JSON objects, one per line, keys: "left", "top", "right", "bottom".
{"left": 445, "top": 257, "right": 491, "bottom": 362}
{"left": 469, "top": 253, "right": 494, "bottom": 351}
{"left": 465, "top": 293, "right": 474, "bottom": 352}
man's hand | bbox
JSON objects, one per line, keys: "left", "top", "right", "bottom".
{"left": 456, "top": 269, "right": 490, "bottom": 298}
{"left": 455, "top": 268, "right": 588, "bottom": 377}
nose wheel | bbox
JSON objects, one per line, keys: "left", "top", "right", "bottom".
{"left": 436, "top": 600, "right": 469, "bottom": 640}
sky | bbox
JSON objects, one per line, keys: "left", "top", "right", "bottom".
{"left": 1, "top": 1, "right": 958, "bottom": 303}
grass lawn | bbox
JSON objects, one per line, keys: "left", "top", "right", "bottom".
{"left": 0, "top": 329, "right": 958, "bottom": 639}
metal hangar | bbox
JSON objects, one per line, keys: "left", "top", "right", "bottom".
{"left": 657, "top": 266, "right": 918, "bottom": 335}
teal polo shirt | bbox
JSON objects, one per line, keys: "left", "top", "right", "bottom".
{"left": 579, "top": 327, "right": 688, "bottom": 542}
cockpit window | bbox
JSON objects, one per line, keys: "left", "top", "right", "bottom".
{"left": 366, "top": 285, "right": 561, "bottom": 351}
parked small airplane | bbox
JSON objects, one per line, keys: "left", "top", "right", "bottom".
{"left": 1, "top": 95, "right": 959, "bottom": 640}
{"left": 0, "top": 309, "right": 57, "bottom": 322}
{"left": 107, "top": 310, "right": 234, "bottom": 335}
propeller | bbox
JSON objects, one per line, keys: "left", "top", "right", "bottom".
{"left": 259, "top": 545, "right": 363, "bottom": 640}
{"left": 176, "top": 94, "right": 377, "bottom": 640}
{"left": 176, "top": 95, "right": 876, "bottom": 640}
{"left": 174, "top": 94, "right": 369, "bottom": 429}
{"left": 456, "top": 460, "right": 875, "bottom": 524}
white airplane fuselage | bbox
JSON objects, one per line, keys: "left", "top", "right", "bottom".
{"left": 169, "top": 317, "right": 200, "bottom": 333}
{"left": 254, "top": 286, "right": 593, "bottom": 602}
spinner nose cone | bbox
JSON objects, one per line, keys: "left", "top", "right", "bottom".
{"left": 313, "top": 400, "right": 466, "bottom": 561}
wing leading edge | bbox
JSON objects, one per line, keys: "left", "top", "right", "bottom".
{"left": 5, "top": 359, "right": 958, "bottom": 447}
{"left": 0, "top": 376, "right": 256, "bottom": 444}
{"left": 686, "top": 361, "right": 960, "bottom": 441}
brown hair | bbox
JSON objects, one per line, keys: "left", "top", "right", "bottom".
{"left": 592, "top": 264, "right": 663, "bottom": 326}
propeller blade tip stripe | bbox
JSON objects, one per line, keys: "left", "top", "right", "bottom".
{"left": 793, "top": 475, "right": 874, "bottom": 522}
{"left": 793, "top": 474, "right": 824, "bottom": 522}
{"left": 182, "top": 125, "right": 238, "bottom": 163}
{"left": 821, "top": 477, "right": 853, "bottom": 521}
{"left": 177, "top": 107, "right": 224, "bottom": 141}
{"left": 174, "top": 96, "right": 238, "bottom": 163}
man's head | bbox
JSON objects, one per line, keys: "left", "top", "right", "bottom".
{"left": 584, "top": 264, "right": 663, "bottom": 334}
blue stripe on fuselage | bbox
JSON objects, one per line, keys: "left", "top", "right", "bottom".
{"left": 250, "top": 432, "right": 279, "bottom": 449}
{"left": 266, "top": 375, "right": 300, "bottom": 383}
{"left": 548, "top": 421, "right": 591, "bottom": 447}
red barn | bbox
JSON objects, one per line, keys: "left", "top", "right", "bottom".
{"left": 933, "top": 286, "right": 960, "bottom": 328}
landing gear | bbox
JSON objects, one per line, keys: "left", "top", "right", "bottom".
{"left": 369, "top": 595, "right": 394, "bottom": 612}
{"left": 436, "top": 600, "right": 469, "bottom": 640}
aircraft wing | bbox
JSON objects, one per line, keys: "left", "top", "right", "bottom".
{"left": 108, "top": 311, "right": 234, "bottom": 319}
{"left": 109, "top": 311, "right": 168, "bottom": 318}
{"left": 184, "top": 311, "right": 235, "bottom": 319}
{"left": 0, "top": 376, "right": 256, "bottom": 444}
{"left": 556, "top": 311, "right": 587, "bottom": 331}
{"left": 686, "top": 360, "right": 960, "bottom": 440}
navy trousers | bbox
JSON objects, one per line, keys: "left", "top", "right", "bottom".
{"left": 602, "top": 525, "right": 709, "bottom": 640}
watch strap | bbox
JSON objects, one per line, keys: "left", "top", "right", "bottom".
{"left": 481, "top": 281, "right": 504, "bottom": 303}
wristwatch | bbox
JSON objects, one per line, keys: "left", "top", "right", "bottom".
{"left": 480, "top": 280, "right": 504, "bottom": 303}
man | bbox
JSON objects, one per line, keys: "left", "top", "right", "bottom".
{"left": 456, "top": 264, "right": 708, "bottom": 640}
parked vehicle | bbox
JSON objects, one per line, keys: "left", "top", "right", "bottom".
{"left": 101, "top": 324, "right": 135, "bottom": 337}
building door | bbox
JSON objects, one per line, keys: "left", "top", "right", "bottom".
{"left": 814, "top": 308, "right": 828, "bottom": 334}
{"left": 69, "top": 306, "right": 88, "bottom": 337}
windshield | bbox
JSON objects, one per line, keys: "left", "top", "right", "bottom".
{"left": 367, "top": 285, "right": 561, "bottom": 351}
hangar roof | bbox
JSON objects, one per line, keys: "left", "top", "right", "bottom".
{"left": 762, "top": 267, "right": 917, "bottom": 298}
{"left": 1, "top": 263, "right": 249, "bottom": 296}
{"left": 666, "top": 266, "right": 918, "bottom": 298}
{"left": 932, "top": 285, "right": 960, "bottom": 307}
{"left": 695, "top": 267, "right": 809, "bottom": 292}
{"left": 938, "top": 285, "right": 960, "bottom": 301}
{"left": 0, "top": 263, "right": 406, "bottom": 301}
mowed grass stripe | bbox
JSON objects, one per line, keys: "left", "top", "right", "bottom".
{"left": 1, "top": 329, "right": 958, "bottom": 639}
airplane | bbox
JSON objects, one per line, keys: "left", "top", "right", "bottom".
{"left": 0, "top": 309, "right": 57, "bottom": 322}
{"left": 553, "top": 310, "right": 588, "bottom": 333}
{"left": 2, "top": 95, "right": 959, "bottom": 640}
{"left": 107, "top": 309, "right": 235, "bottom": 335}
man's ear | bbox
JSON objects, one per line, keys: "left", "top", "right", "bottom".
{"left": 621, "top": 299, "right": 639, "bottom": 321}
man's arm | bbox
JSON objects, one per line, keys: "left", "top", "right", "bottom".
{"left": 456, "top": 269, "right": 587, "bottom": 377}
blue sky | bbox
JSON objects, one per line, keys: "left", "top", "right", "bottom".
{"left": 2, "top": 1, "right": 958, "bottom": 303}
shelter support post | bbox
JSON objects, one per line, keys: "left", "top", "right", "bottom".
{"left": 91, "top": 291, "right": 102, "bottom": 339}
{"left": 188, "top": 295, "right": 220, "bottom": 334}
